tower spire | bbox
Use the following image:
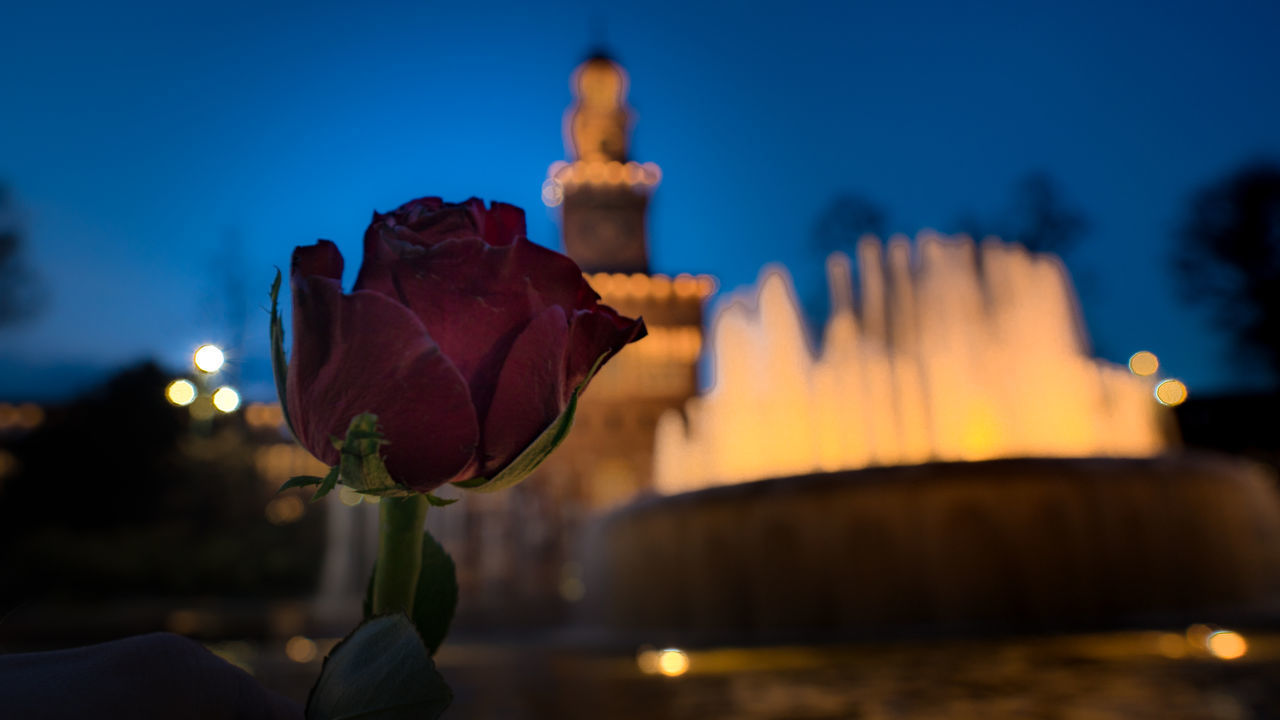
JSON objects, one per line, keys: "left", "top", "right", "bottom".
{"left": 544, "top": 53, "right": 661, "bottom": 274}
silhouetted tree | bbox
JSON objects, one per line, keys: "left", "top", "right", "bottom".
{"left": 954, "top": 172, "right": 1088, "bottom": 255}
{"left": 1176, "top": 162, "right": 1280, "bottom": 386}
{"left": 0, "top": 184, "right": 43, "bottom": 325}
{"left": 812, "top": 193, "right": 888, "bottom": 255}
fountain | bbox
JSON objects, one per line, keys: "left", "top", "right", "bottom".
{"left": 590, "top": 233, "right": 1280, "bottom": 639}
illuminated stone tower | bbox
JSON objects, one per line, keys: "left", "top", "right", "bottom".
{"left": 431, "top": 54, "right": 715, "bottom": 626}
{"left": 541, "top": 53, "right": 714, "bottom": 509}
{"left": 545, "top": 53, "right": 658, "bottom": 274}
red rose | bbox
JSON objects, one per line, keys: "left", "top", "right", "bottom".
{"left": 281, "top": 197, "right": 645, "bottom": 493}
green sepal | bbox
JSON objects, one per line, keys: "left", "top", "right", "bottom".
{"left": 311, "top": 466, "right": 339, "bottom": 501}
{"left": 361, "top": 530, "right": 459, "bottom": 656}
{"left": 424, "top": 493, "right": 459, "bottom": 507}
{"left": 278, "top": 475, "right": 323, "bottom": 493}
{"left": 454, "top": 352, "right": 608, "bottom": 493}
{"left": 306, "top": 614, "right": 451, "bottom": 720}
{"left": 268, "top": 269, "right": 298, "bottom": 440}
{"left": 336, "top": 414, "right": 401, "bottom": 493}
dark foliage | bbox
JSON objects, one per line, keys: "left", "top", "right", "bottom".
{"left": 0, "top": 363, "right": 323, "bottom": 601}
{"left": 0, "top": 184, "right": 43, "bottom": 326}
{"left": 812, "top": 193, "right": 888, "bottom": 255}
{"left": 1176, "top": 162, "right": 1280, "bottom": 386}
{"left": 954, "top": 172, "right": 1088, "bottom": 256}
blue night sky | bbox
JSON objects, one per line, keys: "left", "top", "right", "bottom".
{"left": 1, "top": 0, "right": 1278, "bottom": 400}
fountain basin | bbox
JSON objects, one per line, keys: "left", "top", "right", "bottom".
{"left": 588, "top": 454, "right": 1280, "bottom": 641}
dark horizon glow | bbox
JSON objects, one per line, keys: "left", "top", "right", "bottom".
{"left": 2, "top": 0, "right": 1279, "bottom": 400}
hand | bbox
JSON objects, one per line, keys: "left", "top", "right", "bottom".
{"left": 0, "top": 632, "right": 303, "bottom": 720}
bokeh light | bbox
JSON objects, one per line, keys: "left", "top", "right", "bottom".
{"left": 265, "top": 495, "right": 305, "bottom": 525}
{"left": 193, "top": 344, "right": 225, "bottom": 373}
{"left": 1128, "top": 351, "right": 1159, "bottom": 376}
{"left": 541, "top": 179, "right": 563, "bottom": 207}
{"left": 1186, "top": 623, "right": 1214, "bottom": 648}
{"left": 1206, "top": 630, "right": 1248, "bottom": 660}
{"left": 657, "top": 648, "right": 690, "bottom": 677}
{"left": 211, "top": 386, "right": 241, "bottom": 413}
{"left": 1155, "top": 379, "right": 1188, "bottom": 406}
{"left": 339, "top": 484, "right": 364, "bottom": 507}
{"left": 1156, "top": 632, "right": 1187, "bottom": 659}
{"left": 165, "top": 379, "right": 197, "bottom": 406}
{"left": 0, "top": 449, "right": 16, "bottom": 482}
{"left": 285, "top": 635, "right": 318, "bottom": 663}
{"left": 636, "top": 645, "right": 660, "bottom": 675}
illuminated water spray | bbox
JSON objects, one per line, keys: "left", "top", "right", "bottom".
{"left": 654, "top": 233, "right": 1171, "bottom": 493}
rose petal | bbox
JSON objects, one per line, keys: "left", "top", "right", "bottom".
{"left": 365, "top": 236, "right": 594, "bottom": 414}
{"left": 287, "top": 255, "right": 479, "bottom": 491}
{"left": 479, "top": 305, "right": 569, "bottom": 475}
{"left": 563, "top": 309, "right": 647, "bottom": 405}
{"left": 293, "top": 239, "right": 344, "bottom": 281}
{"left": 480, "top": 201, "right": 526, "bottom": 246}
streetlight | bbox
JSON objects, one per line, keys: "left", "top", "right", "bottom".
{"left": 167, "top": 344, "right": 242, "bottom": 424}
{"left": 193, "top": 344, "right": 226, "bottom": 374}
{"left": 212, "top": 386, "right": 241, "bottom": 413}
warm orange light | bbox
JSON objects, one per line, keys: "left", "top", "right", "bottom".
{"left": 636, "top": 646, "right": 660, "bottom": 674}
{"left": 1155, "top": 379, "right": 1187, "bottom": 406}
{"left": 211, "top": 386, "right": 241, "bottom": 413}
{"left": 653, "top": 237, "right": 1170, "bottom": 493}
{"left": 166, "top": 379, "right": 197, "bottom": 407}
{"left": 0, "top": 449, "right": 16, "bottom": 481}
{"left": 285, "top": 635, "right": 318, "bottom": 663}
{"left": 1156, "top": 632, "right": 1187, "bottom": 659}
{"left": 265, "top": 495, "right": 305, "bottom": 525}
{"left": 1129, "top": 351, "right": 1159, "bottom": 376}
{"left": 656, "top": 648, "right": 689, "bottom": 677}
{"left": 1206, "top": 630, "right": 1247, "bottom": 660}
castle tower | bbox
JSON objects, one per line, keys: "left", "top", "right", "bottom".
{"left": 541, "top": 52, "right": 714, "bottom": 509}
{"left": 543, "top": 53, "right": 658, "bottom": 274}
{"left": 436, "top": 54, "right": 715, "bottom": 626}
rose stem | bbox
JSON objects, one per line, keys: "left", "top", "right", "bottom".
{"left": 371, "top": 493, "right": 429, "bottom": 617}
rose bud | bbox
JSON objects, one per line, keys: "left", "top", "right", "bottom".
{"left": 275, "top": 197, "right": 645, "bottom": 495}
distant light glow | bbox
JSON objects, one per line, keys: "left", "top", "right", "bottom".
{"left": 636, "top": 646, "right": 660, "bottom": 674}
{"left": 285, "top": 635, "right": 318, "bottom": 663}
{"left": 193, "top": 344, "right": 225, "bottom": 373}
{"left": 265, "top": 495, "right": 305, "bottom": 525}
{"left": 338, "top": 485, "right": 364, "bottom": 506}
{"left": 16, "top": 403, "right": 43, "bottom": 429}
{"left": 559, "top": 562, "right": 586, "bottom": 602}
{"left": 1155, "top": 379, "right": 1188, "bottom": 406}
{"left": 211, "top": 386, "right": 241, "bottom": 413}
{"left": 1156, "top": 632, "right": 1187, "bottom": 659}
{"left": 1186, "top": 623, "right": 1214, "bottom": 648}
{"left": 1129, "top": 351, "right": 1159, "bottom": 376}
{"left": 166, "top": 379, "right": 197, "bottom": 406}
{"left": 657, "top": 648, "right": 689, "bottom": 677}
{"left": 1206, "top": 630, "right": 1247, "bottom": 660}
{"left": 189, "top": 397, "right": 215, "bottom": 420}
{"left": 244, "top": 402, "right": 285, "bottom": 430}
{"left": 541, "top": 179, "right": 563, "bottom": 207}
{"left": 653, "top": 241, "right": 1170, "bottom": 494}
{"left": 0, "top": 449, "right": 16, "bottom": 481}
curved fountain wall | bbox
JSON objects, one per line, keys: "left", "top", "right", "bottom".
{"left": 585, "top": 235, "right": 1280, "bottom": 639}
{"left": 589, "top": 455, "right": 1280, "bottom": 639}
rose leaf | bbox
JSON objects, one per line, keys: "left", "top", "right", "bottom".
{"left": 278, "top": 475, "right": 324, "bottom": 493}
{"left": 268, "top": 270, "right": 298, "bottom": 441}
{"left": 306, "top": 614, "right": 451, "bottom": 720}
